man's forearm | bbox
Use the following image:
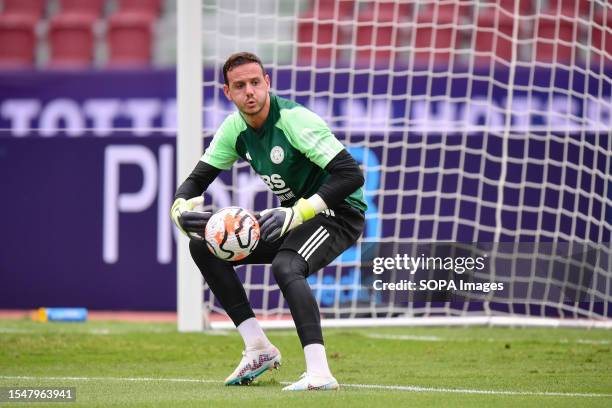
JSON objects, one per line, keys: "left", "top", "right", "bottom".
{"left": 316, "top": 149, "right": 365, "bottom": 209}
{"left": 175, "top": 161, "right": 222, "bottom": 200}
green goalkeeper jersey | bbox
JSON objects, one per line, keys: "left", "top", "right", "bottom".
{"left": 202, "top": 94, "right": 367, "bottom": 212}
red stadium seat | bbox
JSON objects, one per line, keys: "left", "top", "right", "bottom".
{"left": 365, "top": 1, "right": 412, "bottom": 18}
{"left": 591, "top": 11, "right": 612, "bottom": 66}
{"left": 117, "top": 0, "right": 162, "bottom": 17}
{"left": 58, "top": 0, "right": 105, "bottom": 20}
{"left": 355, "top": 4, "right": 403, "bottom": 66}
{"left": 0, "top": 13, "right": 37, "bottom": 67}
{"left": 413, "top": 7, "right": 462, "bottom": 67}
{"left": 548, "top": 0, "right": 591, "bottom": 15}
{"left": 415, "top": 1, "right": 472, "bottom": 19}
{"left": 474, "top": 8, "right": 517, "bottom": 65}
{"left": 297, "top": 10, "right": 347, "bottom": 66}
{"left": 497, "top": 0, "right": 533, "bottom": 15}
{"left": 311, "top": 0, "right": 356, "bottom": 18}
{"left": 534, "top": 8, "right": 580, "bottom": 64}
{"left": 1, "top": 0, "right": 45, "bottom": 20}
{"left": 106, "top": 11, "right": 154, "bottom": 66}
{"left": 47, "top": 12, "right": 95, "bottom": 67}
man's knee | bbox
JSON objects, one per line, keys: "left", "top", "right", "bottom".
{"left": 271, "top": 250, "right": 308, "bottom": 291}
{"left": 189, "top": 239, "right": 220, "bottom": 266}
{"left": 189, "top": 238, "right": 205, "bottom": 256}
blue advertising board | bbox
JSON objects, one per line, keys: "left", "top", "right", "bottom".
{"left": 0, "top": 68, "right": 610, "bottom": 311}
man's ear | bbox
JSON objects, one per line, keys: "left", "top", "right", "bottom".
{"left": 265, "top": 74, "right": 270, "bottom": 89}
{"left": 223, "top": 84, "right": 232, "bottom": 101}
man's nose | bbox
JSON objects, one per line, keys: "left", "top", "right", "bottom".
{"left": 245, "top": 83, "right": 254, "bottom": 95}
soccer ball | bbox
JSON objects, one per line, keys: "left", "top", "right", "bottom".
{"left": 204, "top": 207, "right": 260, "bottom": 261}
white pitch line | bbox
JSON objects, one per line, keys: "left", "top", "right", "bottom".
{"left": 0, "top": 328, "right": 176, "bottom": 335}
{"left": 0, "top": 329, "right": 34, "bottom": 333}
{"left": 364, "top": 333, "right": 444, "bottom": 341}
{"left": 364, "top": 333, "right": 612, "bottom": 346}
{"left": 575, "top": 339, "right": 612, "bottom": 345}
{"left": 330, "top": 383, "right": 612, "bottom": 398}
{"left": 0, "top": 375, "right": 218, "bottom": 385}
{"left": 0, "top": 376, "right": 610, "bottom": 398}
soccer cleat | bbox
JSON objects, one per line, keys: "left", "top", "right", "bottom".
{"left": 224, "top": 344, "right": 281, "bottom": 385}
{"left": 282, "top": 372, "right": 339, "bottom": 391}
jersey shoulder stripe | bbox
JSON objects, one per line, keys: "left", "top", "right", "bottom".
{"left": 276, "top": 105, "right": 344, "bottom": 169}
{"left": 201, "top": 112, "right": 245, "bottom": 170}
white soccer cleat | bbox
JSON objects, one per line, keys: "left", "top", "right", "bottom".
{"left": 224, "top": 344, "right": 281, "bottom": 385}
{"left": 282, "top": 372, "right": 339, "bottom": 391}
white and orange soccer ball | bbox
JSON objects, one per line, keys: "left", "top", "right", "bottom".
{"left": 204, "top": 207, "right": 260, "bottom": 261}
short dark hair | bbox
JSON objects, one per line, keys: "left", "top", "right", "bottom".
{"left": 223, "top": 52, "right": 266, "bottom": 85}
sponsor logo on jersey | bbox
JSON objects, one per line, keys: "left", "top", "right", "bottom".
{"left": 260, "top": 173, "right": 295, "bottom": 202}
{"left": 270, "top": 146, "right": 284, "bottom": 164}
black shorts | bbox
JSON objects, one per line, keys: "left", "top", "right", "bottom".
{"left": 233, "top": 204, "right": 365, "bottom": 275}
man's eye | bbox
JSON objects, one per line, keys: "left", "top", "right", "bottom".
{"left": 252, "top": 80, "right": 259, "bottom": 86}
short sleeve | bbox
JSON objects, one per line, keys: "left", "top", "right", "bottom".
{"left": 277, "top": 106, "right": 344, "bottom": 169}
{"left": 201, "top": 113, "right": 244, "bottom": 170}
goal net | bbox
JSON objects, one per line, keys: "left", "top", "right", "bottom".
{"left": 179, "top": 0, "right": 612, "bottom": 329}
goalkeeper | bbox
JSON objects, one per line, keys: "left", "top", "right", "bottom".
{"left": 171, "top": 52, "right": 366, "bottom": 391}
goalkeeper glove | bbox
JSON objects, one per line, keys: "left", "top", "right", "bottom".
{"left": 258, "top": 197, "right": 319, "bottom": 242}
{"left": 170, "top": 196, "right": 212, "bottom": 240}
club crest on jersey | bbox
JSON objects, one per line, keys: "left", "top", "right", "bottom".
{"left": 270, "top": 146, "right": 284, "bottom": 164}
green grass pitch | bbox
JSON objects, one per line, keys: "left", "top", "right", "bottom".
{"left": 1, "top": 319, "right": 611, "bottom": 407}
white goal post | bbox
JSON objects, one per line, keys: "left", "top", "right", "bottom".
{"left": 177, "top": 0, "right": 612, "bottom": 331}
{"left": 176, "top": 0, "right": 204, "bottom": 332}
